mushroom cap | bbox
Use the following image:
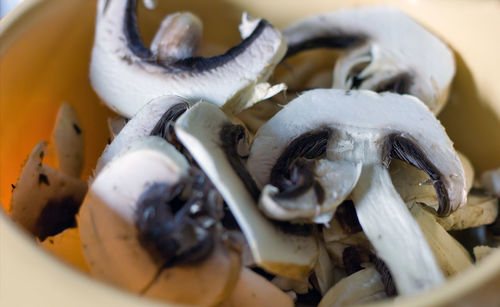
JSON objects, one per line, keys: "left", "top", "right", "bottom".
{"left": 91, "top": 0, "right": 286, "bottom": 117}
{"left": 283, "top": 6, "right": 455, "bottom": 113}
{"left": 248, "top": 89, "right": 466, "bottom": 215}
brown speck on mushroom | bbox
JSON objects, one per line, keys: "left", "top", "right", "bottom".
{"left": 39, "top": 174, "right": 50, "bottom": 186}
{"left": 73, "top": 123, "right": 82, "bottom": 135}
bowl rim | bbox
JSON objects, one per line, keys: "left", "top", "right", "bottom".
{"left": 1, "top": 0, "right": 500, "bottom": 306}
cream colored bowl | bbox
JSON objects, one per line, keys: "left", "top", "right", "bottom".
{"left": 1, "top": 0, "right": 500, "bottom": 306}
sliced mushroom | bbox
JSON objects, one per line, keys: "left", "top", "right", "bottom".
{"left": 473, "top": 246, "right": 498, "bottom": 262}
{"left": 409, "top": 203, "right": 472, "bottom": 277}
{"left": 51, "top": 103, "right": 84, "bottom": 177}
{"left": 314, "top": 240, "right": 335, "bottom": 295}
{"left": 248, "top": 89, "right": 467, "bottom": 294}
{"left": 220, "top": 268, "right": 294, "bottom": 307}
{"left": 318, "top": 266, "right": 386, "bottom": 307}
{"left": 174, "top": 101, "right": 318, "bottom": 280}
{"left": 91, "top": 0, "right": 286, "bottom": 117}
{"left": 79, "top": 136, "right": 239, "bottom": 305}
{"left": 10, "top": 142, "right": 87, "bottom": 241}
{"left": 95, "top": 95, "right": 188, "bottom": 173}
{"left": 481, "top": 167, "right": 500, "bottom": 197}
{"left": 391, "top": 152, "right": 474, "bottom": 211}
{"left": 436, "top": 194, "right": 498, "bottom": 231}
{"left": 283, "top": 6, "right": 455, "bottom": 113}
{"left": 391, "top": 156, "right": 497, "bottom": 231}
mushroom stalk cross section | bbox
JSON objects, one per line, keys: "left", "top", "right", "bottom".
{"left": 248, "top": 89, "right": 467, "bottom": 294}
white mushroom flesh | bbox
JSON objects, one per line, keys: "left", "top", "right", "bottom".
{"left": 248, "top": 89, "right": 467, "bottom": 294}
{"left": 283, "top": 6, "right": 455, "bottom": 113}
{"left": 51, "top": 103, "right": 84, "bottom": 177}
{"left": 10, "top": 141, "right": 87, "bottom": 240}
{"left": 91, "top": 0, "right": 286, "bottom": 117}
{"left": 409, "top": 203, "right": 472, "bottom": 277}
{"left": 481, "top": 167, "right": 500, "bottom": 197}
{"left": 318, "top": 266, "right": 386, "bottom": 307}
{"left": 174, "top": 101, "right": 318, "bottom": 280}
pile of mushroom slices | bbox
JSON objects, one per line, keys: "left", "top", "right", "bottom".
{"left": 8, "top": 1, "right": 500, "bottom": 307}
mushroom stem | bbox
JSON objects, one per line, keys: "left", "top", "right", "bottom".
{"left": 351, "top": 164, "right": 444, "bottom": 294}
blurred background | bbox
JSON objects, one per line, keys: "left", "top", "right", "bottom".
{"left": 0, "top": 0, "right": 23, "bottom": 18}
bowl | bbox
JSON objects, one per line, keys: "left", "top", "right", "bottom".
{"left": 1, "top": 0, "right": 500, "bottom": 306}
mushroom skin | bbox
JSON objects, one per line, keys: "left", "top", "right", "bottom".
{"left": 80, "top": 137, "right": 239, "bottom": 305}
{"left": 91, "top": 0, "right": 286, "bottom": 117}
{"left": 248, "top": 89, "right": 467, "bottom": 294}
{"left": 283, "top": 6, "right": 455, "bottom": 113}
{"left": 174, "top": 101, "right": 318, "bottom": 280}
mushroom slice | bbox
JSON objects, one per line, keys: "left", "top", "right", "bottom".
{"left": 283, "top": 6, "right": 455, "bottom": 113}
{"left": 391, "top": 157, "right": 497, "bottom": 231}
{"left": 481, "top": 167, "right": 500, "bottom": 197}
{"left": 91, "top": 0, "right": 286, "bottom": 117}
{"left": 79, "top": 136, "right": 239, "bottom": 305}
{"left": 10, "top": 142, "right": 87, "bottom": 241}
{"left": 51, "top": 103, "right": 84, "bottom": 177}
{"left": 436, "top": 194, "right": 498, "bottom": 231}
{"left": 314, "top": 240, "right": 335, "bottom": 295}
{"left": 248, "top": 89, "right": 467, "bottom": 294}
{"left": 220, "top": 268, "right": 294, "bottom": 307}
{"left": 409, "top": 203, "right": 472, "bottom": 277}
{"left": 391, "top": 152, "right": 474, "bottom": 211}
{"left": 174, "top": 101, "right": 318, "bottom": 280}
{"left": 95, "top": 95, "right": 188, "bottom": 173}
{"left": 318, "top": 266, "right": 386, "bottom": 307}
{"left": 473, "top": 246, "right": 498, "bottom": 262}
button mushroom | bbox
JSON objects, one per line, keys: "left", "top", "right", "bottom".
{"left": 90, "top": 0, "right": 286, "bottom": 117}
{"left": 248, "top": 89, "right": 467, "bottom": 294}
{"left": 79, "top": 136, "right": 240, "bottom": 305}
{"left": 174, "top": 101, "right": 318, "bottom": 280}
{"left": 283, "top": 6, "right": 455, "bottom": 113}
